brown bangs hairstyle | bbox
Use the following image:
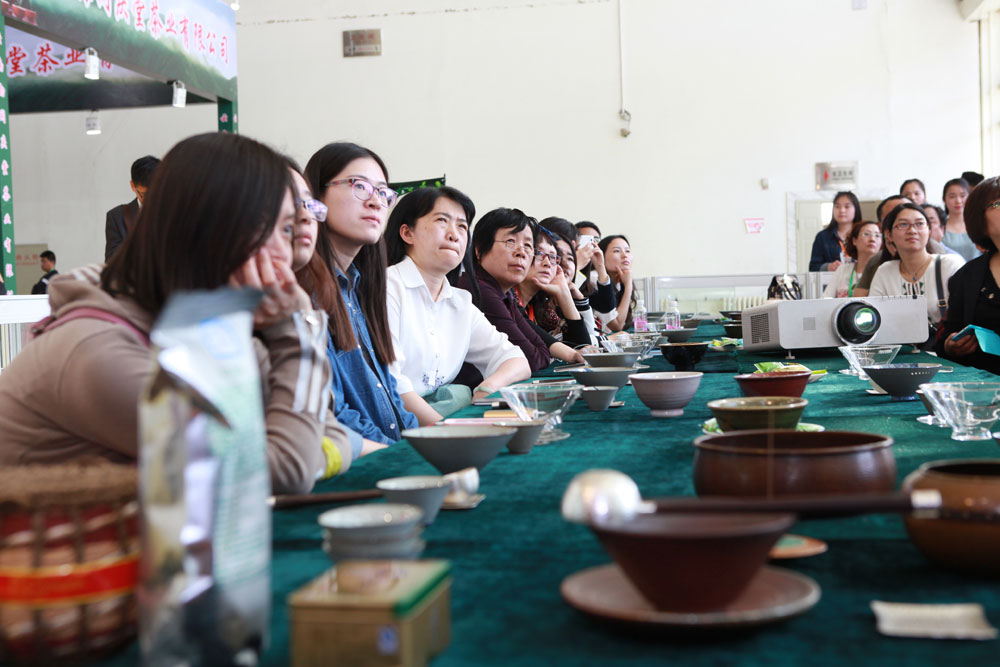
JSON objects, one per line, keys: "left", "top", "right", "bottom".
{"left": 964, "top": 176, "right": 1000, "bottom": 253}
{"left": 303, "top": 142, "right": 395, "bottom": 365}
{"left": 102, "top": 132, "right": 292, "bottom": 317}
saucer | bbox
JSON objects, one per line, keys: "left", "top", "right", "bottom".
{"left": 609, "top": 400, "right": 625, "bottom": 408}
{"left": 769, "top": 534, "right": 828, "bottom": 559}
{"left": 866, "top": 388, "right": 887, "bottom": 396}
{"left": 561, "top": 564, "right": 820, "bottom": 630}
{"left": 702, "top": 419, "right": 824, "bottom": 435}
{"left": 441, "top": 493, "right": 485, "bottom": 510}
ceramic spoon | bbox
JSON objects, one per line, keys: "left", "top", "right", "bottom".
{"left": 271, "top": 467, "right": 479, "bottom": 510}
{"left": 561, "top": 469, "right": 943, "bottom": 524}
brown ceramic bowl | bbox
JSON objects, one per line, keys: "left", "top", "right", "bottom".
{"left": 720, "top": 310, "right": 743, "bottom": 321}
{"left": 723, "top": 322, "right": 743, "bottom": 338}
{"left": 902, "top": 460, "right": 1000, "bottom": 577}
{"left": 707, "top": 396, "right": 808, "bottom": 432}
{"left": 734, "top": 370, "right": 811, "bottom": 398}
{"left": 681, "top": 318, "right": 702, "bottom": 329}
{"left": 693, "top": 430, "right": 896, "bottom": 502}
{"left": 590, "top": 512, "right": 795, "bottom": 612}
{"left": 659, "top": 342, "right": 709, "bottom": 372}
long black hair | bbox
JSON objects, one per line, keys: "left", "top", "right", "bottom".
{"left": 102, "top": 132, "right": 292, "bottom": 318}
{"left": 826, "top": 191, "right": 863, "bottom": 230}
{"left": 303, "top": 141, "right": 395, "bottom": 365}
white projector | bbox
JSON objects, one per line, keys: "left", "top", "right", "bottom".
{"left": 741, "top": 296, "right": 930, "bottom": 352}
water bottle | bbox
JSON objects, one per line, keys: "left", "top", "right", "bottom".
{"left": 663, "top": 300, "right": 681, "bottom": 330}
{"left": 633, "top": 296, "right": 648, "bottom": 332}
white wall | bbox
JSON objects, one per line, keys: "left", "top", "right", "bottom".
{"left": 10, "top": 0, "right": 983, "bottom": 281}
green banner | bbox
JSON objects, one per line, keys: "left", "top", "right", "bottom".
{"left": 3, "top": 0, "right": 236, "bottom": 101}
{"left": 0, "top": 13, "right": 14, "bottom": 293}
{"left": 390, "top": 175, "right": 446, "bottom": 196}
{"left": 5, "top": 25, "right": 210, "bottom": 112}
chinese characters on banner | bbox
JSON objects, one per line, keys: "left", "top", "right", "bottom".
{"left": 0, "top": 12, "right": 12, "bottom": 291}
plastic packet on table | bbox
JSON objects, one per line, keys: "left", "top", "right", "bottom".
{"left": 138, "top": 288, "right": 270, "bottom": 667}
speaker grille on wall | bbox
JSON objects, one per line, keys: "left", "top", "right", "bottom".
{"left": 749, "top": 313, "right": 770, "bottom": 344}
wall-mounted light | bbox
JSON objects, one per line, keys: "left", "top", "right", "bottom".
{"left": 172, "top": 80, "right": 187, "bottom": 108}
{"left": 619, "top": 109, "right": 632, "bottom": 138}
{"left": 84, "top": 47, "right": 99, "bottom": 80}
{"left": 85, "top": 110, "right": 101, "bottom": 135}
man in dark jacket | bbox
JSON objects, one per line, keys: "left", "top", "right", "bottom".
{"left": 104, "top": 155, "right": 159, "bottom": 260}
{"left": 31, "top": 250, "right": 58, "bottom": 294}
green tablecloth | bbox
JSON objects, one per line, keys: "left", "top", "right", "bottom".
{"left": 115, "top": 336, "right": 1000, "bottom": 665}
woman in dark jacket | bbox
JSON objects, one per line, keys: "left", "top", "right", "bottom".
{"left": 809, "top": 191, "right": 863, "bottom": 271}
{"left": 936, "top": 176, "right": 1000, "bottom": 375}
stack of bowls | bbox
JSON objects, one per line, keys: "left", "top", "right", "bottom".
{"left": 319, "top": 503, "right": 426, "bottom": 562}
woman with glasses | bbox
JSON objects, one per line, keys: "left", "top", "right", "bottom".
{"left": 383, "top": 188, "right": 530, "bottom": 421}
{"left": 869, "top": 204, "right": 964, "bottom": 333}
{"left": 460, "top": 208, "right": 583, "bottom": 373}
{"left": 822, "top": 221, "right": 883, "bottom": 298}
{"left": 942, "top": 178, "right": 982, "bottom": 261}
{"left": 809, "top": 191, "right": 863, "bottom": 271}
{"left": 598, "top": 234, "right": 636, "bottom": 332}
{"left": 0, "top": 133, "right": 346, "bottom": 493}
{"left": 302, "top": 142, "right": 417, "bottom": 450}
{"left": 516, "top": 229, "right": 592, "bottom": 348}
{"left": 936, "top": 177, "right": 1000, "bottom": 374}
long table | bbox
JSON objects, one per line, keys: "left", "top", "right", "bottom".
{"left": 118, "top": 327, "right": 1000, "bottom": 664}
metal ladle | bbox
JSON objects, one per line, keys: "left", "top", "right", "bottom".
{"left": 561, "top": 469, "right": 943, "bottom": 525}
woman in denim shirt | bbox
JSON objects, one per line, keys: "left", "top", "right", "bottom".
{"left": 300, "top": 143, "right": 418, "bottom": 451}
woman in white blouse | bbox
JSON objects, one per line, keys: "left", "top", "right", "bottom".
{"left": 869, "top": 203, "right": 964, "bottom": 331}
{"left": 385, "top": 187, "right": 531, "bottom": 424}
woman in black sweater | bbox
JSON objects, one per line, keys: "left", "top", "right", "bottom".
{"left": 936, "top": 176, "right": 1000, "bottom": 375}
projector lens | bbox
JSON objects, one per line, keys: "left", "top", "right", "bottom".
{"left": 837, "top": 302, "right": 881, "bottom": 344}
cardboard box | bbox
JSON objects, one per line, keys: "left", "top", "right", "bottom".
{"left": 289, "top": 560, "right": 451, "bottom": 667}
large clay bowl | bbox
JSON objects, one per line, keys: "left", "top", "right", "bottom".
{"left": 660, "top": 327, "right": 697, "bottom": 343}
{"left": 402, "top": 425, "right": 515, "bottom": 473}
{"left": 630, "top": 371, "right": 703, "bottom": 417}
{"left": 723, "top": 322, "right": 743, "bottom": 338}
{"left": 734, "top": 370, "right": 811, "bottom": 398}
{"left": 659, "top": 342, "right": 709, "bottom": 372}
{"left": 681, "top": 317, "right": 702, "bottom": 329}
{"left": 707, "top": 396, "right": 807, "bottom": 432}
{"left": 902, "top": 460, "right": 1000, "bottom": 577}
{"left": 590, "top": 512, "right": 795, "bottom": 612}
{"left": 693, "top": 430, "right": 896, "bottom": 501}
{"left": 861, "top": 363, "right": 941, "bottom": 401}
{"left": 582, "top": 352, "right": 641, "bottom": 368}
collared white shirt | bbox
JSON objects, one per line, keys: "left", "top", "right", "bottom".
{"left": 387, "top": 256, "right": 526, "bottom": 396}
